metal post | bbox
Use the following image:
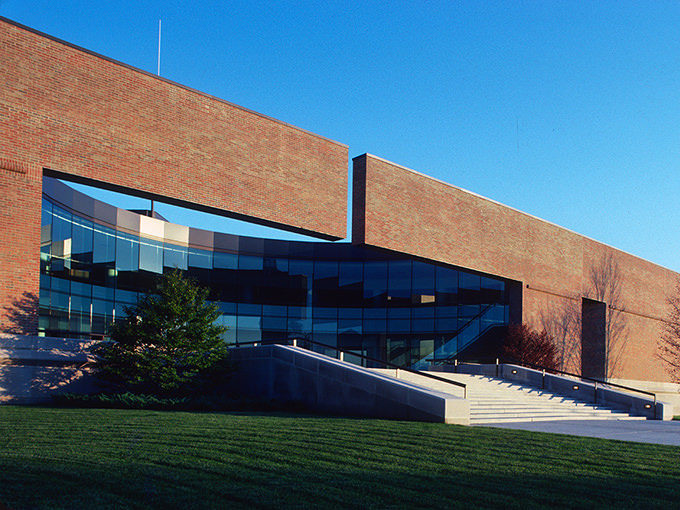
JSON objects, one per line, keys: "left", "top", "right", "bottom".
{"left": 495, "top": 358, "right": 499, "bottom": 378}
{"left": 454, "top": 358, "right": 458, "bottom": 373}
{"left": 542, "top": 368, "right": 545, "bottom": 389}
{"left": 654, "top": 395, "right": 658, "bottom": 420}
{"left": 594, "top": 381, "right": 598, "bottom": 404}
{"left": 292, "top": 338, "right": 297, "bottom": 347}
{"left": 339, "top": 351, "right": 344, "bottom": 362}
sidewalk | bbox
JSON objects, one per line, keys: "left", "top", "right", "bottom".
{"left": 478, "top": 419, "right": 680, "bottom": 446}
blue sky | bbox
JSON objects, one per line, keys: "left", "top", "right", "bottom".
{"left": 3, "top": 1, "right": 680, "bottom": 271}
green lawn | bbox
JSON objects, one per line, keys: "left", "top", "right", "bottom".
{"left": 0, "top": 408, "right": 678, "bottom": 509}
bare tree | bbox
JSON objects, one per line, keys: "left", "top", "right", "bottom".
{"left": 584, "top": 253, "right": 627, "bottom": 379}
{"left": 659, "top": 282, "right": 680, "bottom": 382}
{"left": 538, "top": 253, "right": 627, "bottom": 378}
{"left": 539, "top": 298, "right": 581, "bottom": 372}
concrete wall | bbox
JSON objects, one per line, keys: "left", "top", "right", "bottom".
{"left": 0, "top": 17, "right": 348, "bottom": 333}
{"left": 352, "top": 153, "right": 678, "bottom": 383}
{"left": 0, "top": 335, "right": 99, "bottom": 403}
{"left": 228, "top": 345, "right": 470, "bottom": 424}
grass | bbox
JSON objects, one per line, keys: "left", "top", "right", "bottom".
{"left": 0, "top": 407, "right": 678, "bottom": 509}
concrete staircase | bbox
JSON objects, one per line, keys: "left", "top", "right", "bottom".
{"left": 419, "top": 372, "right": 647, "bottom": 424}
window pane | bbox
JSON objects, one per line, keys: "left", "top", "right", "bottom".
{"left": 218, "top": 314, "right": 237, "bottom": 344}
{"left": 412, "top": 318, "right": 435, "bottom": 333}
{"left": 338, "top": 318, "right": 362, "bottom": 334}
{"left": 263, "top": 305, "right": 287, "bottom": 317}
{"left": 214, "top": 251, "right": 237, "bottom": 269}
{"left": 71, "top": 216, "right": 93, "bottom": 264}
{"left": 238, "top": 303, "right": 261, "bottom": 316}
{"left": 338, "top": 308, "right": 362, "bottom": 319}
{"left": 139, "top": 238, "right": 163, "bottom": 274}
{"left": 289, "top": 259, "right": 313, "bottom": 277}
{"left": 237, "top": 316, "right": 261, "bottom": 330}
{"left": 287, "top": 317, "right": 312, "bottom": 334}
{"left": 93, "top": 224, "right": 116, "bottom": 264}
{"left": 436, "top": 266, "right": 458, "bottom": 305}
{"left": 363, "top": 261, "right": 388, "bottom": 306}
{"left": 412, "top": 261, "right": 435, "bottom": 293}
{"left": 115, "top": 232, "right": 139, "bottom": 272}
{"left": 388, "top": 319, "right": 410, "bottom": 333}
{"left": 51, "top": 205, "right": 72, "bottom": 243}
{"left": 388, "top": 260, "right": 411, "bottom": 306}
{"left": 239, "top": 255, "right": 263, "bottom": 270}
{"left": 339, "top": 261, "right": 363, "bottom": 286}
{"left": 164, "top": 243, "right": 188, "bottom": 270}
{"left": 262, "top": 316, "right": 287, "bottom": 331}
{"left": 188, "top": 247, "right": 213, "bottom": 269}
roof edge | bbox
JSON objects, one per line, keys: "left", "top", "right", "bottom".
{"left": 354, "top": 153, "right": 679, "bottom": 276}
{"left": 0, "top": 16, "right": 348, "bottom": 149}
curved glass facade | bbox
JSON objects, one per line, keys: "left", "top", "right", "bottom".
{"left": 39, "top": 177, "right": 511, "bottom": 368}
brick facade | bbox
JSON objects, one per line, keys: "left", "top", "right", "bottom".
{"left": 0, "top": 160, "right": 42, "bottom": 334}
{"left": 352, "top": 154, "right": 678, "bottom": 383}
{"left": 0, "top": 18, "right": 347, "bottom": 333}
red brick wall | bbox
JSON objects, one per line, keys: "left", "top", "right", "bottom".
{"left": 353, "top": 154, "right": 678, "bottom": 383}
{"left": 0, "top": 160, "right": 42, "bottom": 334}
{"left": 0, "top": 18, "right": 347, "bottom": 333}
{"left": 0, "top": 18, "right": 347, "bottom": 239}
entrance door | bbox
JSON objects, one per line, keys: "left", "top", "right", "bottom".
{"left": 581, "top": 298, "right": 607, "bottom": 379}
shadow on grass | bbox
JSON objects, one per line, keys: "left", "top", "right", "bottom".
{"left": 0, "top": 408, "right": 678, "bottom": 509}
{"left": 0, "top": 452, "right": 678, "bottom": 510}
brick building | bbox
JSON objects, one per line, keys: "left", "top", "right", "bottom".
{"left": 1, "top": 16, "right": 677, "bottom": 392}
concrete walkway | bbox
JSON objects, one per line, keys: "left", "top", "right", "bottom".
{"left": 477, "top": 419, "right": 680, "bottom": 446}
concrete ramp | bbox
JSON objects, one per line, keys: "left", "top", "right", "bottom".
{"left": 228, "top": 345, "right": 469, "bottom": 424}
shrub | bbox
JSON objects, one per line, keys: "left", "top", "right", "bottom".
{"left": 502, "top": 323, "right": 559, "bottom": 371}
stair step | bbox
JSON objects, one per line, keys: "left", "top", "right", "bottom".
{"left": 416, "top": 371, "right": 648, "bottom": 423}
{"left": 375, "top": 369, "right": 649, "bottom": 423}
{"left": 472, "top": 414, "right": 647, "bottom": 424}
{"left": 470, "top": 406, "right": 621, "bottom": 415}
{"left": 470, "top": 408, "right": 622, "bottom": 415}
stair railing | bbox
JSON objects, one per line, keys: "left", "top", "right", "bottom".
{"left": 493, "top": 358, "right": 657, "bottom": 405}
{"left": 419, "top": 303, "right": 499, "bottom": 366}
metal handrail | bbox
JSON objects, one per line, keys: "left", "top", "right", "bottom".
{"left": 425, "top": 303, "right": 496, "bottom": 363}
{"left": 425, "top": 324, "right": 500, "bottom": 364}
{"left": 495, "top": 358, "right": 657, "bottom": 404}
{"left": 229, "top": 337, "right": 468, "bottom": 399}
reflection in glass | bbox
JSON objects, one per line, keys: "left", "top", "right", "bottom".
{"left": 164, "top": 243, "right": 188, "bottom": 270}
{"left": 139, "top": 238, "right": 163, "bottom": 274}
{"left": 39, "top": 185, "right": 511, "bottom": 366}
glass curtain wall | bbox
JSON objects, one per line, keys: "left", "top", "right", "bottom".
{"left": 39, "top": 179, "right": 511, "bottom": 368}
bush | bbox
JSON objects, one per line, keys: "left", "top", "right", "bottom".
{"left": 51, "top": 392, "right": 309, "bottom": 413}
{"left": 502, "top": 323, "right": 559, "bottom": 370}
{"left": 53, "top": 392, "right": 192, "bottom": 410}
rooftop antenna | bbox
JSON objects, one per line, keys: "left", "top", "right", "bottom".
{"left": 157, "top": 19, "right": 161, "bottom": 76}
{"left": 151, "top": 18, "right": 161, "bottom": 217}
